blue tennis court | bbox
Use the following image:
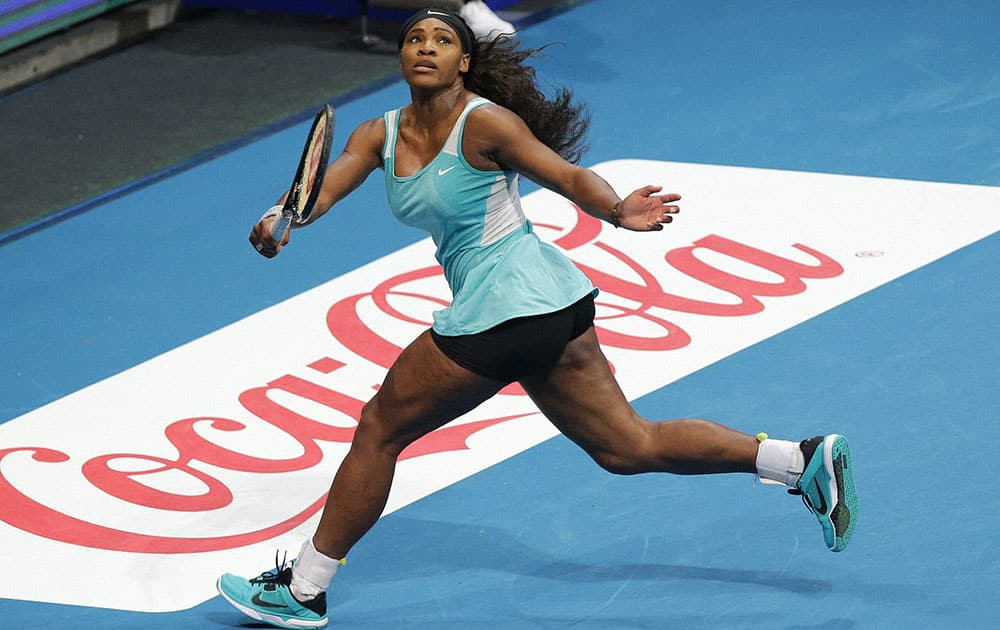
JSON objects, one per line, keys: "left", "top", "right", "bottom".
{"left": 2, "top": 1, "right": 999, "bottom": 628}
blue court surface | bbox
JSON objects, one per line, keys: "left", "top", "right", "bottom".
{"left": 2, "top": 1, "right": 999, "bottom": 628}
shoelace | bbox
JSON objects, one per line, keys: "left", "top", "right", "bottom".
{"left": 250, "top": 551, "right": 291, "bottom": 585}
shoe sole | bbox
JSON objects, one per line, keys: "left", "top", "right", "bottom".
{"left": 216, "top": 576, "right": 328, "bottom": 629}
{"left": 826, "top": 434, "right": 857, "bottom": 552}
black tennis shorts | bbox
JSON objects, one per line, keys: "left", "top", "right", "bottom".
{"left": 430, "top": 293, "right": 596, "bottom": 383}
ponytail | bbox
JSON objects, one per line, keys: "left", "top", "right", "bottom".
{"left": 464, "top": 37, "right": 590, "bottom": 164}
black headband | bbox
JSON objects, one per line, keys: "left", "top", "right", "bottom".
{"left": 397, "top": 8, "right": 475, "bottom": 57}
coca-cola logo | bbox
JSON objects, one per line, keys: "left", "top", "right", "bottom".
{"left": 0, "top": 206, "right": 842, "bottom": 554}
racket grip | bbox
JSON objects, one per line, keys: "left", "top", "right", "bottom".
{"left": 271, "top": 215, "right": 291, "bottom": 244}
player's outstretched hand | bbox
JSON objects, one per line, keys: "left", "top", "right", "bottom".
{"left": 619, "top": 185, "right": 681, "bottom": 231}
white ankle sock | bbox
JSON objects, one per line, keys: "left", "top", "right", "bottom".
{"left": 755, "top": 438, "right": 804, "bottom": 487}
{"left": 290, "top": 538, "right": 341, "bottom": 602}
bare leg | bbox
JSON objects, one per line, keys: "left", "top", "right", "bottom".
{"left": 312, "top": 330, "right": 504, "bottom": 558}
{"left": 520, "top": 327, "right": 759, "bottom": 476}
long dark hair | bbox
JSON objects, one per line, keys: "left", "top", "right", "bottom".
{"left": 464, "top": 37, "right": 590, "bottom": 164}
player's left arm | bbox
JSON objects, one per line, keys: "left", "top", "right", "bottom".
{"left": 466, "top": 105, "right": 681, "bottom": 231}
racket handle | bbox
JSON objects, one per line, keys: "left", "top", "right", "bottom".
{"left": 271, "top": 215, "right": 291, "bottom": 244}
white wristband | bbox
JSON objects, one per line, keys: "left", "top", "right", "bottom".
{"left": 260, "top": 204, "right": 283, "bottom": 222}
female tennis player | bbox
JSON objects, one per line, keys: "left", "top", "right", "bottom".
{"left": 219, "top": 8, "right": 858, "bottom": 629}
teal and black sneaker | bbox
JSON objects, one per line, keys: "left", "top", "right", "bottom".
{"left": 791, "top": 434, "right": 858, "bottom": 552}
{"left": 217, "top": 555, "right": 328, "bottom": 629}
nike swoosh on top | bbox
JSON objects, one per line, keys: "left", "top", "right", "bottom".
{"left": 438, "top": 166, "right": 457, "bottom": 176}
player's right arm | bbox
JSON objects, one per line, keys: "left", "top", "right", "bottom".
{"left": 299, "top": 117, "right": 385, "bottom": 226}
{"left": 250, "top": 117, "right": 385, "bottom": 256}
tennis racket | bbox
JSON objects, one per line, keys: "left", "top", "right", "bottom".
{"left": 269, "top": 104, "right": 335, "bottom": 246}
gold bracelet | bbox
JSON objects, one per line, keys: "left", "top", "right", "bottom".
{"left": 609, "top": 200, "right": 623, "bottom": 228}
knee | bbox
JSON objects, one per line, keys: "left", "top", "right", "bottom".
{"left": 590, "top": 450, "right": 647, "bottom": 476}
{"left": 588, "top": 438, "right": 655, "bottom": 476}
{"left": 353, "top": 399, "right": 407, "bottom": 457}
{"left": 584, "top": 420, "right": 665, "bottom": 475}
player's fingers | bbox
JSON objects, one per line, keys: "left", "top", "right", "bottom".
{"left": 634, "top": 184, "right": 663, "bottom": 197}
{"left": 650, "top": 193, "right": 682, "bottom": 205}
{"left": 645, "top": 211, "right": 673, "bottom": 231}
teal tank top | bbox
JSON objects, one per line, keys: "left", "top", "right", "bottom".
{"left": 383, "top": 97, "right": 595, "bottom": 336}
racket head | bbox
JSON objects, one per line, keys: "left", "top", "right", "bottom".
{"left": 283, "top": 104, "right": 335, "bottom": 225}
